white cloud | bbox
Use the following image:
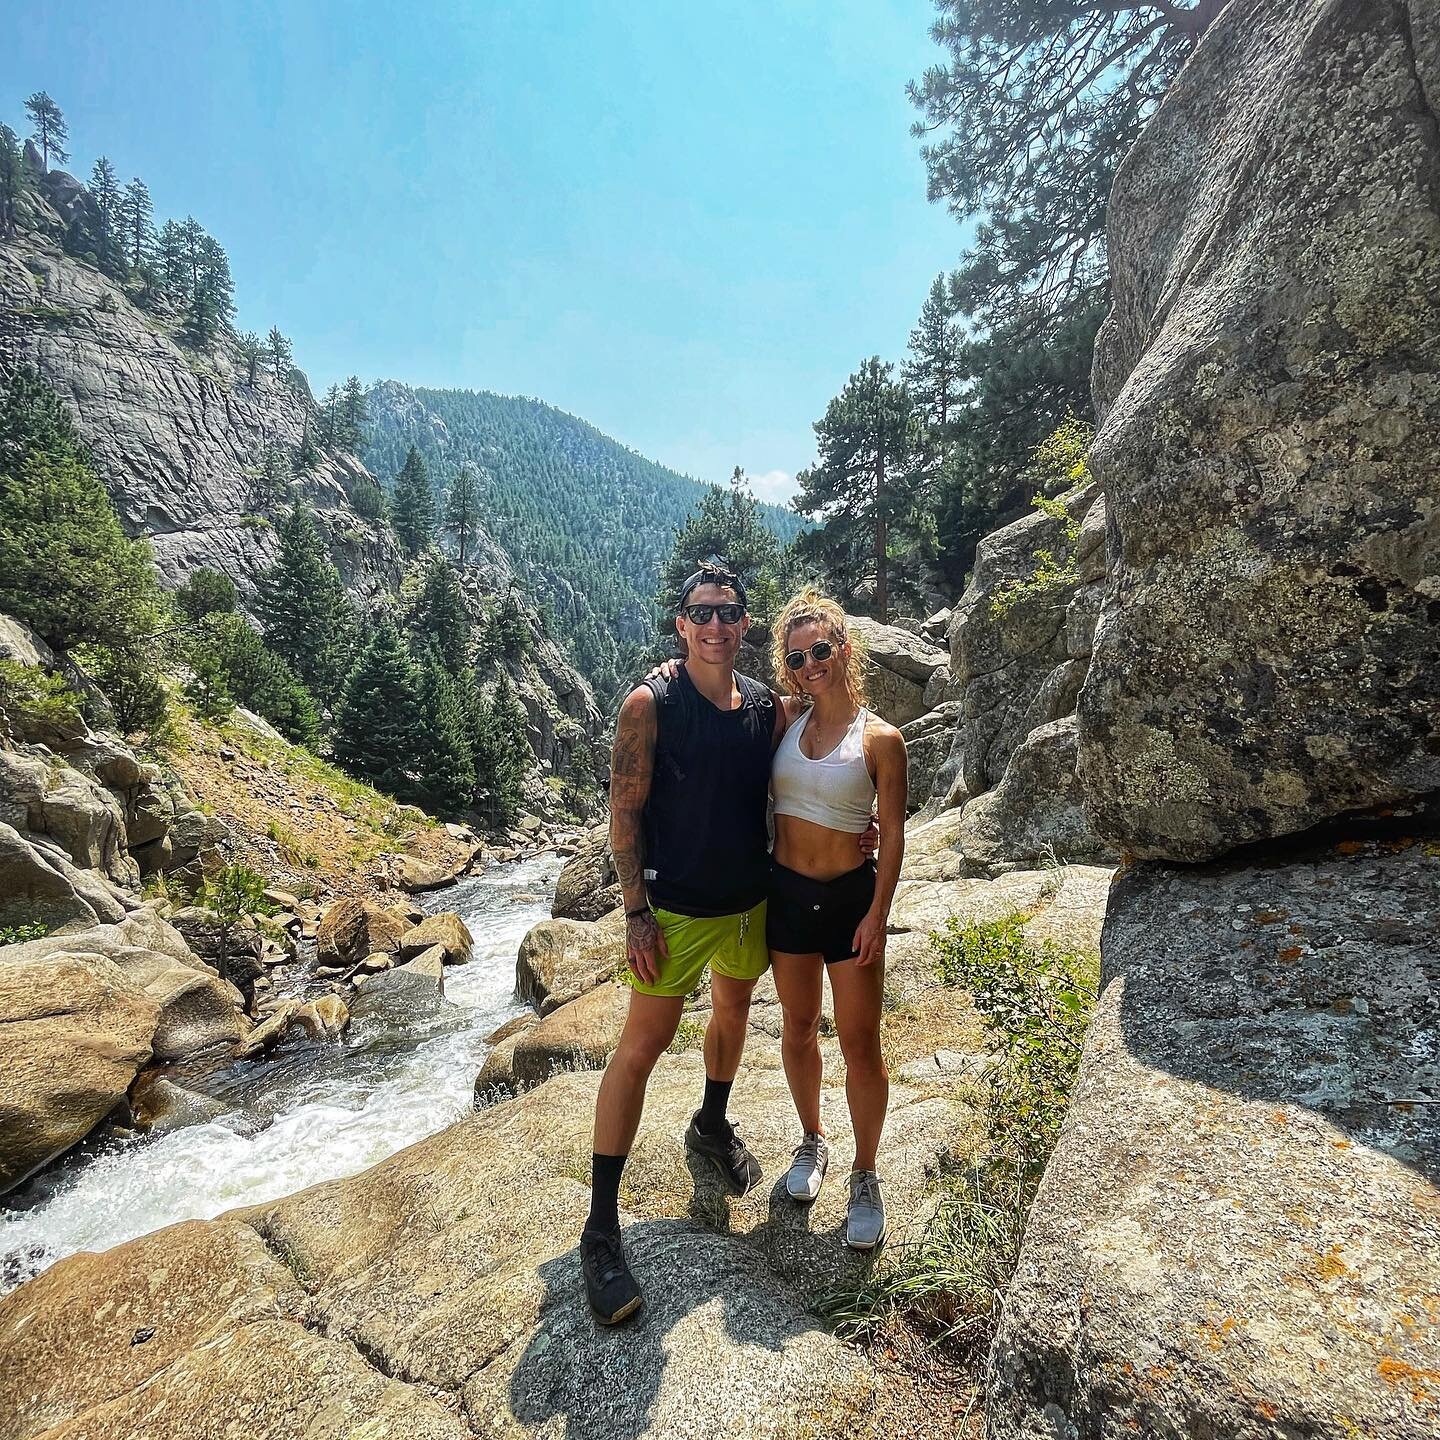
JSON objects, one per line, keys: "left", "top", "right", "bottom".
{"left": 748, "top": 469, "right": 798, "bottom": 507}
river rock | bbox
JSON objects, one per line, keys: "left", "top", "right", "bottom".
{"left": 989, "top": 821, "right": 1440, "bottom": 1440}
{"left": 238, "top": 1000, "right": 299, "bottom": 1058}
{"left": 0, "top": 950, "right": 159, "bottom": 1193}
{"left": 397, "top": 912, "right": 472, "bottom": 965}
{"left": 550, "top": 821, "right": 621, "bottom": 921}
{"left": 314, "top": 896, "right": 407, "bottom": 969}
{"left": 1076, "top": 0, "right": 1440, "bottom": 862}
{"left": 130, "top": 1075, "right": 232, "bottom": 1135}
{"left": 392, "top": 853, "right": 458, "bottom": 892}
{"left": 515, "top": 910, "right": 626, "bottom": 1014}
{"left": 291, "top": 995, "right": 349, "bottom": 1043}
{"left": 476, "top": 980, "right": 630, "bottom": 1097}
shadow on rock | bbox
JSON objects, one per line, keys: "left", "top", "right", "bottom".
{"left": 497, "top": 1216, "right": 871, "bottom": 1440}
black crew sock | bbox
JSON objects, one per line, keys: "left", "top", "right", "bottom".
{"left": 697, "top": 1076, "right": 734, "bottom": 1137}
{"left": 586, "top": 1152, "right": 626, "bottom": 1234}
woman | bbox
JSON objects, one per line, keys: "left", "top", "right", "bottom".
{"left": 766, "top": 588, "right": 906, "bottom": 1249}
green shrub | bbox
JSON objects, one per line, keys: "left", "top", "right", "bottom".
{"left": 0, "top": 921, "right": 48, "bottom": 946}
{"left": 988, "top": 495, "right": 1083, "bottom": 620}
{"left": 0, "top": 660, "right": 83, "bottom": 736}
{"left": 175, "top": 568, "right": 238, "bottom": 621}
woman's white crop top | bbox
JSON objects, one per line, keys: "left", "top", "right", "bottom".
{"left": 771, "top": 706, "right": 876, "bottom": 834}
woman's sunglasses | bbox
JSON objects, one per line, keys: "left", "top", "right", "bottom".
{"left": 680, "top": 603, "right": 746, "bottom": 624}
{"left": 784, "top": 640, "right": 836, "bottom": 670}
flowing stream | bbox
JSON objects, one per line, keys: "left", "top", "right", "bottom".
{"left": 0, "top": 853, "right": 561, "bottom": 1296}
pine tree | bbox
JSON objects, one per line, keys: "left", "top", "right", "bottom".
{"left": 185, "top": 232, "right": 235, "bottom": 345}
{"left": 793, "top": 357, "right": 926, "bottom": 624}
{"left": 0, "top": 367, "right": 162, "bottom": 653}
{"left": 473, "top": 673, "right": 529, "bottom": 828}
{"left": 253, "top": 504, "right": 354, "bottom": 708}
{"left": 657, "top": 474, "right": 785, "bottom": 642}
{"left": 119, "top": 178, "right": 154, "bottom": 271}
{"left": 24, "top": 92, "right": 68, "bottom": 171}
{"left": 351, "top": 472, "right": 386, "bottom": 521}
{"left": 195, "top": 612, "right": 320, "bottom": 745}
{"left": 267, "top": 327, "right": 292, "bottom": 385}
{"left": 0, "top": 124, "right": 25, "bottom": 236}
{"left": 237, "top": 331, "right": 265, "bottom": 385}
{"left": 318, "top": 385, "right": 342, "bottom": 447}
{"left": 156, "top": 219, "right": 188, "bottom": 305}
{"left": 412, "top": 656, "right": 476, "bottom": 814}
{"left": 340, "top": 375, "right": 368, "bottom": 451}
{"left": 408, "top": 554, "right": 470, "bottom": 675}
{"left": 444, "top": 462, "right": 482, "bottom": 565}
{"left": 391, "top": 446, "right": 435, "bottom": 555}
{"left": 903, "top": 276, "right": 965, "bottom": 435}
{"left": 296, "top": 415, "right": 320, "bottom": 471}
{"left": 174, "top": 567, "right": 237, "bottom": 620}
{"left": 332, "top": 617, "right": 424, "bottom": 798}
{"left": 245, "top": 443, "right": 291, "bottom": 511}
{"left": 495, "top": 588, "right": 529, "bottom": 660}
{"left": 88, "top": 157, "right": 123, "bottom": 273}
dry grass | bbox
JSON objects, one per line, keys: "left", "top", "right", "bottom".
{"left": 165, "top": 706, "right": 472, "bottom": 900}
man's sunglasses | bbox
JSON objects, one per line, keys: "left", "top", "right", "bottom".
{"left": 784, "top": 640, "right": 836, "bottom": 670}
{"left": 680, "top": 603, "right": 745, "bottom": 624}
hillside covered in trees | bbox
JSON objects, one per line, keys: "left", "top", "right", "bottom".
{"left": 366, "top": 383, "right": 806, "bottom": 694}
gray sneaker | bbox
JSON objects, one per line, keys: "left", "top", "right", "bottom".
{"left": 785, "top": 1131, "right": 829, "bottom": 1203}
{"left": 846, "top": 1169, "right": 887, "bottom": 1249}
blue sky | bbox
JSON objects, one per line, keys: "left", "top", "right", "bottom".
{"left": 5, "top": 1, "right": 966, "bottom": 503}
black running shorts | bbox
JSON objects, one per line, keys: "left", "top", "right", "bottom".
{"left": 766, "top": 859, "right": 877, "bottom": 965}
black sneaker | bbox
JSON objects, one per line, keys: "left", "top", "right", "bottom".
{"left": 580, "top": 1227, "right": 643, "bottom": 1325}
{"left": 685, "top": 1111, "right": 762, "bottom": 1195}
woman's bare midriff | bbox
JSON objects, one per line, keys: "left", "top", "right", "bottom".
{"left": 773, "top": 813, "right": 869, "bottom": 882}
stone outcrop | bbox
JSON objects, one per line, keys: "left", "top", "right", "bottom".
{"left": 0, "top": 227, "right": 401, "bottom": 604}
{"left": 396, "top": 912, "right": 473, "bottom": 965}
{"left": 551, "top": 820, "right": 621, "bottom": 920}
{"left": 4, "top": 908, "right": 248, "bottom": 1066}
{"left": 1075, "top": 0, "right": 1440, "bottom": 863}
{"left": 990, "top": 823, "right": 1440, "bottom": 1439}
{"left": 0, "top": 950, "right": 159, "bottom": 1193}
{"left": 991, "top": 4, "right": 1440, "bottom": 1437}
{"left": 849, "top": 616, "right": 949, "bottom": 728}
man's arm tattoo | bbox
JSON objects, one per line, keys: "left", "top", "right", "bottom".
{"left": 610, "top": 694, "right": 655, "bottom": 910}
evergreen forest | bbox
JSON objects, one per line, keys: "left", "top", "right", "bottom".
{"left": 365, "top": 386, "right": 806, "bottom": 695}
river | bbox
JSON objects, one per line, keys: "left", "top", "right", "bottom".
{"left": 0, "top": 852, "right": 560, "bottom": 1296}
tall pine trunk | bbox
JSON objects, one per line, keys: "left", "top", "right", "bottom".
{"left": 874, "top": 451, "right": 888, "bottom": 624}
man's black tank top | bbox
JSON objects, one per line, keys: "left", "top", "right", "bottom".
{"left": 641, "top": 666, "right": 775, "bottom": 917}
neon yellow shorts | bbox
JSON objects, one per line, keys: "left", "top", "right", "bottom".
{"left": 625, "top": 899, "right": 770, "bottom": 997}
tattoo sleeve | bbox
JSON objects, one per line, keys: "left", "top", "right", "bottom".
{"left": 610, "top": 690, "right": 656, "bottom": 911}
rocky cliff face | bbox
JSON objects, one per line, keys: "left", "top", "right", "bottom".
{"left": 990, "top": 3, "right": 1440, "bottom": 1436}
{"left": 0, "top": 191, "right": 603, "bottom": 793}
{"left": 0, "top": 215, "right": 398, "bottom": 603}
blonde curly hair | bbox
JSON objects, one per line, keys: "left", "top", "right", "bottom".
{"left": 772, "top": 587, "right": 868, "bottom": 708}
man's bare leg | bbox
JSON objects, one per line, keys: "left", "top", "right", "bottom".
{"left": 592, "top": 991, "right": 685, "bottom": 1156}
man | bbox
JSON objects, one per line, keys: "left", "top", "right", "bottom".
{"left": 580, "top": 563, "right": 777, "bottom": 1325}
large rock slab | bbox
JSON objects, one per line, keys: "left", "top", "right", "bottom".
{"left": 988, "top": 823, "right": 1440, "bottom": 1439}
{"left": 0, "top": 822, "right": 127, "bottom": 930}
{"left": 0, "top": 1217, "right": 465, "bottom": 1440}
{"left": 849, "top": 617, "right": 947, "bottom": 727}
{"left": 1077, "top": 0, "right": 1440, "bottom": 861}
{"left": 0, "top": 950, "right": 159, "bottom": 1193}
{"left": 477, "top": 979, "right": 630, "bottom": 1096}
